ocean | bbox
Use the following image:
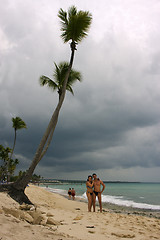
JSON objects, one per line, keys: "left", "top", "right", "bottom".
{"left": 41, "top": 181, "right": 160, "bottom": 211}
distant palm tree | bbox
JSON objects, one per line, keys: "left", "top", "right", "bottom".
{"left": 40, "top": 62, "right": 82, "bottom": 99}
{"left": 10, "top": 117, "right": 27, "bottom": 160}
{"left": 12, "top": 6, "right": 92, "bottom": 202}
{"left": 0, "top": 145, "right": 11, "bottom": 181}
{"left": 0, "top": 145, "right": 19, "bottom": 182}
{"left": 8, "top": 158, "right": 19, "bottom": 181}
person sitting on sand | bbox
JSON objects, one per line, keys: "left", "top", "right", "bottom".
{"left": 92, "top": 173, "right": 105, "bottom": 212}
{"left": 71, "top": 188, "right": 75, "bottom": 200}
{"left": 68, "top": 188, "right": 72, "bottom": 200}
{"left": 86, "top": 175, "right": 94, "bottom": 212}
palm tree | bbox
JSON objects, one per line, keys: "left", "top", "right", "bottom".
{"left": 40, "top": 62, "right": 82, "bottom": 99}
{"left": 39, "top": 62, "right": 82, "bottom": 160}
{"left": 0, "top": 145, "right": 11, "bottom": 181}
{"left": 9, "top": 6, "right": 92, "bottom": 204}
{"left": 8, "top": 158, "right": 19, "bottom": 181}
{"left": 0, "top": 145, "right": 19, "bottom": 182}
{"left": 57, "top": 6, "right": 92, "bottom": 93}
{"left": 10, "top": 117, "right": 27, "bottom": 160}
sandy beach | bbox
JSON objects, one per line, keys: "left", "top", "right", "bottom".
{"left": 0, "top": 184, "right": 160, "bottom": 240}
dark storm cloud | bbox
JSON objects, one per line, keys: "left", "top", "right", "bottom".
{"left": 1, "top": 0, "right": 160, "bottom": 181}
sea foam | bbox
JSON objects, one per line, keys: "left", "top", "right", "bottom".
{"left": 44, "top": 187, "right": 160, "bottom": 210}
{"left": 102, "top": 194, "right": 160, "bottom": 210}
{"left": 82, "top": 192, "right": 160, "bottom": 210}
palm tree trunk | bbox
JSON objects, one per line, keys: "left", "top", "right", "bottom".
{"left": 39, "top": 125, "right": 55, "bottom": 161}
{"left": 39, "top": 46, "right": 75, "bottom": 159}
{"left": 7, "top": 129, "right": 16, "bottom": 182}
{"left": 10, "top": 129, "right": 17, "bottom": 160}
{"left": 12, "top": 44, "right": 75, "bottom": 192}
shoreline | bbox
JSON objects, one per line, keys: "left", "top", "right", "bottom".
{"left": 102, "top": 202, "right": 160, "bottom": 219}
{"left": 43, "top": 185, "right": 160, "bottom": 219}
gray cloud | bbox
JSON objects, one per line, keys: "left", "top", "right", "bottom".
{"left": 0, "top": 0, "right": 160, "bottom": 181}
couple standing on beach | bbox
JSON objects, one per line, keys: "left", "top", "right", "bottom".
{"left": 68, "top": 188, "right": 75, "bottom": 200}
{"left": 86, "top": 173, "right": 105, "bottom": 212}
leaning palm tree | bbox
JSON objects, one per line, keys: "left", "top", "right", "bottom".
{"left": 39, "top": 62, "right": 82, "bottom": 160}
{"left": 10, "top": 117, "right": 27, "bottom": 160}
{"left": 7, "top": 6, "right": 92, "bottom": 204}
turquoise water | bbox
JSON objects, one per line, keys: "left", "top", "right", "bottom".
{"left": 41, "top": 182, "right": 160, "bottom": 210}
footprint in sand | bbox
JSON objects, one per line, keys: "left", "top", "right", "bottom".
{"left": 88, "top": 230, "right": 95, "bottom": 234}
{"left": 73, "top": 215, "right": 83, "bottom": 220}
{"left": 149, "top": 236, "right": 159, "bottom": 239}
{"left": 86, "top": 226, "right": 95, "bottom": 228}
{"left": 111, "top": 232, "right": 135, "bottom": 238}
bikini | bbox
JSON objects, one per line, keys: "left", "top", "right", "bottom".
{"left": 87, "top": 184, "right": 93, "bottom": 195}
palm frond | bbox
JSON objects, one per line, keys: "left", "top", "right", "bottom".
{"left": 40, "top": 61, "right": 81, "bottom": 96}
{"left": 68, "top": 5, "right": 77, "bottom": 18}
{"left": 58, "top": 8, "right": 68, "bottom": 26}
{"left": 59, "top": 62, "right": 69, "bottom": 83}
{"left": 40, "top": 76, "right": 58, "bottom": 90}
{"left": 69, "top": 11, "right": 92, "bottom": 42}
{"left": 68, "top": 70, "right": 82, "bottom": 85}
{"left": 58, "top": 8, "right": 68, "bottom": 42}
{"left": 58, "top": 5, "right": 92, "bottom": 43}
{"left": 53, "top": 63, "right": 61, "bottom": 84}
{"left": 12, "top": 117, "right": 27, "bottom": 130}
{"left": 71, "top": 70, "right": 82, "bottom": 81}
{"left": 53, "top": 62, "right": 69, "bottom": 86}
{"left": 66, "top": 85, "right": 74, "bottom": 95}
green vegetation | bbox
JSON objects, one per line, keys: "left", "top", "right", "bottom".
{"left": 0, "top": 145, "right": 19, "bottom": 182}
{"left": 10, "top": 117, "right": 27, "bottom": 160}
{"left": 0, "top": 117, "right": 26, "bottom": 182}
{"left": 40, "top": 61, "right": 82, "bottom": 99}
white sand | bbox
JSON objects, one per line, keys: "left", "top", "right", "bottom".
{"left": 0, "top": 184, "right": 160, "bottom": 240}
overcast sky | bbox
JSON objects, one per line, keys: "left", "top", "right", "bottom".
{"left": 0, "top": 0, "right": 160, "bottom": 182}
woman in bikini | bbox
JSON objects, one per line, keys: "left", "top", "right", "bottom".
{"left": 68, "top": 188, "right": 72, "bottom": 200}
{"left": 86, "top": 175, "right": 94, "bottom": 212}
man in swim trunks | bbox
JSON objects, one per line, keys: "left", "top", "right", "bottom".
{"left": 92, "top": 173, "right": 105, "bottom": 212}
{"left": 68, "top": 188, "right": 72, "bottom": 200}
